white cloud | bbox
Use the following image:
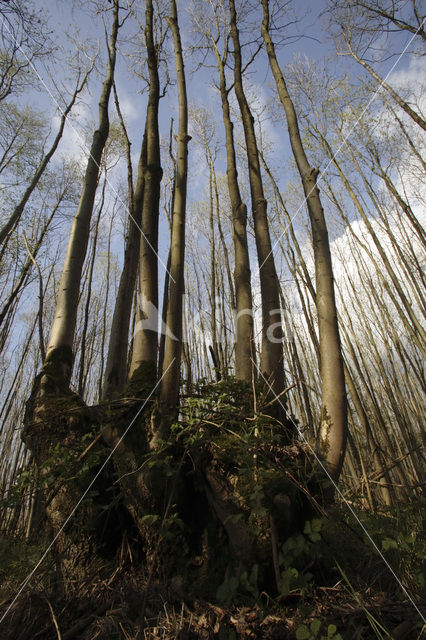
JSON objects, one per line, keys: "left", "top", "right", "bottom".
{"left": 116, "top": 93, "right": 140, "bottom": 124}
{"left": 387, "top": 55, "right": 426, "bottom": 109}
{"left": 51, "top": 101, "right": 92, "bottom": 162}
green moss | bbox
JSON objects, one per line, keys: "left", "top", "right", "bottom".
{"left": 124, "top": 360, "right": 157, "bottom": 399}
{"left": 41, "top": 345, "right": 73, "bottom": 392}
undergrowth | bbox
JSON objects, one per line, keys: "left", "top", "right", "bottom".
{"left": 0, "top": 378, "right": 424, "bottom": 639}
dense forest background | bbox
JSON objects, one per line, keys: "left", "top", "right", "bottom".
{"left": 0, "top": 0, "right": 424, "bottom": 638}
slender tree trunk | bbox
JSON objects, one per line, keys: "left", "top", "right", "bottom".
{"left": 45, "top": 1, "right": 119, "bottom": 382}
{"left": 211, "top": 38, "right": 254, "bottom": 382}
{"left": 0, "top": 71, "right": 90, "bottom": 247}
{"left": 345, "top": 38, "right": 426, "bottom": 131}
{"left": 78, "top": 177, "right": 105, "bottom": 397}
{"left": 21, "top": 1, "right": 120, "bottom": 592}
{"left": 320, "top": 131, "right": 426, "bottom": 355}
{"left": 0, "top": 192, "right": 64, "bottom": 333}
{"left": 261, "top": 0, "right": 347, "bottom": 482}
{"left": 156, "top": 0, "right": 189, "bottom": 444}
{"left": 102, "top": 125, "right": 146, "bottom": 397}
{"left": 129, "top": 0, "right": 162, "bottom": 379}
{"left": 158, "top": 119, "right": 176, "bottom": 377}
{"left": 229, "top": 0, "right": 285, "bottom": 405}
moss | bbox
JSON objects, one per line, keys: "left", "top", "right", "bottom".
{"left": 319, "top": 406, "right": 332, "bottom": 456}
{"left": 124, "top": 360, "right": 157, "bottom": 399}
{"left": 23, "top": 346, "right": 91, "bottom": 465}
{"left": 41, "top": 345, "right": 73, "bottom": 392}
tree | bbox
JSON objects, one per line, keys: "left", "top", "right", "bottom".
{"left": 229, "top": 0, "right": 286, "bottom": 413}
{"left": 261, "top": 0, "right": 347, "bottom": 482}
{"left": 44, "top": 0, "right": 119, "bottom": 378}
{"left": 101, "top": 83, "right": 143, "bottom": 399}
{"left": 0, "top": 0, "right": 52, "bottom": 102}
{"left": 156, "top": 0, "right": 190, "bottom": 443}
{"left": 0, "top": 70, "right": 90, "bottom": 247}
{"left": 191, "top": 0, "right": 255, "bottom": 383}
{"left": 328, "top": 0, "right": 426, "bottom": 130}
{"left": 0, "top": 1, "right": 424, "bottom": 632}
{"left": 128, "top": 0, "right": 163, "bottom": 380}
{"left": 22, "top": 0, "right": 120, "bottom": 588}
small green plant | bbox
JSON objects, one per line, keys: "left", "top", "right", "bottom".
{"left": 0, "top": 537, "right": 47, "bottom": 599}
{"left": 296, "top": 619, "right": 343, "bottom": 640}
{"left": 216, "top": 563, "right": 260, "bottom": 604}
{"left": 216, "top": 574, "right": 240, "bottom": 604}
{"left": 278, "top": 518, "right": 325, "bottom": 597}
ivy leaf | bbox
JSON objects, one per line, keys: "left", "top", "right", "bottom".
{"left": 382, "top": 537, "right": 398, "bottom": 551}
{"left": 310, "top": 618, "right": 321, "bottom": 636}
{"left": 312, "top": 518, "right": 323, "bottom": 533}
{"left": 140, "top": 514, "right": 159, "bottom": 526}
{"left": 296, "top": 624, "right": 311, "bottom": 640}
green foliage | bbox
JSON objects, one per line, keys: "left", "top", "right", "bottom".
{"left": 296, "top": 620, "right": 342, "bottom": 640}
{"left": 216, "top": 564, "right": 260, "bottom": 604}
{"left": 147, "top": 377, "right": 323, "bottom": 601}
{"left": 216, "top": 574, "right": 239, "bottom": 604}
{"left": 0, "top": 536, "right": 47, "bottom": 599}
{"left": 0, "top": 102, "right": 48, "bottom": 181}
{"left": 329, "top": 497, "right": 426, "bottom": 594}
{"left": 278, "top": 518, "right": 325, "bottom": 597}
{"left": 335, "top": 562, "right": 394, "bottom": 640}
{"left": 214, "top": 516, "right": 327, "bottom": 605}
{"left": 304, "top": 518, "right": 323, "bottom": 543}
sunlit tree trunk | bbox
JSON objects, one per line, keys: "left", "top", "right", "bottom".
{"left": 210, "top": 32, "right": 254, "bottom": 382}
{"left": 45, "top": 1, "right": 119, "bottom": 383}
{"left": 21, "top": 1, "right": 120, "bottom": 591}
{"left": 157, "top": 0, "right": 189, "bottom": 444}
{"left": 229, "top": 0, "right": 285, "bottom": 405}
{"left": 318, "top": 129, "right": 426, "bottom": 355}
{"left": 344, "top": 38, "right": 426, "bottom": 132}
{"left": 102, "top": 86, "right": 143, "bottom": 399}
{"left": 78, "top": 177, "right": 105, "bottom": 397}
{"left": 129, "top": 0, "right": 162, "bottom": 380}
{"left": 261, "top": 0, "right": 347, "bottom": 482}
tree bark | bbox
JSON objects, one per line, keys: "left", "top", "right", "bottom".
{"left": 128, "top": 0, "right": 163, "bottom": 379}
{"left": 45, "top": 0, "right": 119, "bottom": 383}
{"left": 21, "top": 0, "right": 120, "bottom": 593}
{"left": 210, "top": 34, "right": 254, "bottom": 382}
{"left": 102, "top": 85, "right": 143, "bottom": 399}
{"left": 261, "top": 0, "right": 347, "bottom": 482}
{"left": 229, "top": 0, "right": 285, "bottom": 405}
{"left": 156, "top": 0, "right": 189, "bottom": 444}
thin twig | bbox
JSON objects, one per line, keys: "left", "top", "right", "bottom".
{"left": 23, "top": 231, "right": 45, "bottom": 362}
{"left": 45, "top": 598, "right": 62, "bottom": 640}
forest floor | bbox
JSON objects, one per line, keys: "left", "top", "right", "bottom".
{"left": 0, "top": 571, "right": 424, "bottom": 639}
{"left": 0, "top": 507, "right": 425, "bottom": 640}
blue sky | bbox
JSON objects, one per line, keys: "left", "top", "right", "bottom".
{"left": 13, "top": 0, "right": 425, "bottom": 299}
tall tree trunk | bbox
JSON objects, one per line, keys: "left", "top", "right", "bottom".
{"left": 156, "top": 0, "right": 189, "bottom": 445}
{"left": 78, "top": 177, "right": 105, "bottom": 397}
{"left": 102, "top": 85, "right": 142, "bottom": 399}
{"left": 22, "top": 1, "right": 120, "bottom": 592}
{"left": 45, "top": 0, "right": 119, "bottom": 383}
{"left": 261, "top": 0, "right": 347, "bottom": 482}
{"left": 344, "top": 38, "right": 426, "bottom": 132}
{"left": 128, "top": 0, "right": 162, "bottom": 380}
{"left": 211, "top": 35, "right": 254, "bottom": 382}
{"left": 229, "top": 0, "right": 285, "bottom": 406}
{"left": 319, "top": 130, "right": 426, "bottom": 355}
